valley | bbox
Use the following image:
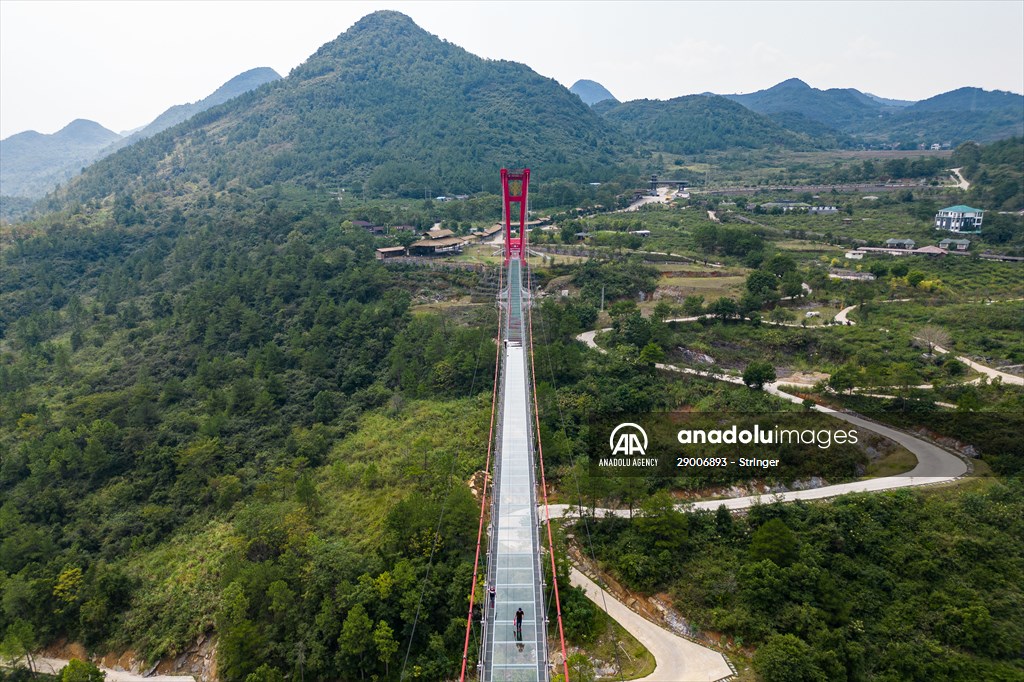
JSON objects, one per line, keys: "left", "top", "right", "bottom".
{"left": 1, "top": 8, "right": 1022, "bottom": 682}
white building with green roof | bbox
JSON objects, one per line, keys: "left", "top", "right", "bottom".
{"left": 934, "top": 205, "right": 984, "bottom": 234}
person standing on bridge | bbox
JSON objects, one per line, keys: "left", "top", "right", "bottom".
{"left": 514, "top": 607, "right": 524, "bottom": 639}
{"left": 488, "top": 583, "right": 496, "bottom": 609}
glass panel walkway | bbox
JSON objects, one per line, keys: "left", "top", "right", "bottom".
{"left": 482, "top": 258, "right": 548, "bottom": 681}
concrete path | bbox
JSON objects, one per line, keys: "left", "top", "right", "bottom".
{"left": 30, "top": 658, "right": 195, "bottom": 682}
{"left": 950, "top": 167, "right": 970, "bottom": 191}
{"left": 643, "top": 250, "right": 724, "bottom": 268}
{"left": 930, "top": 342, "right": 1023, "bottom": 385}
{"left": 570, "top": 569, "right": 733, "bottom": 682}
{"left": 834, "top": 304, "right": 858, "bottom": 324}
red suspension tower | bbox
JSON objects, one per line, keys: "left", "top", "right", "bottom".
{"left": 501, "top": 168, "right": 530, "bottom": 263}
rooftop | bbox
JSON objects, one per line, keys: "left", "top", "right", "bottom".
{"left": 939, "top": 205, "right": 984, "bottom": 213}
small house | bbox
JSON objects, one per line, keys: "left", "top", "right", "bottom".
{"left": 375, "top": 246, "right": 406, "bottom": 260}
{"left": 352, "top": 220, "right": 384, "bottom": 234}
{"left": 886, "top": 238, "right": 915, "bottom": 250}
{"left": 408, "top": 236, "right": 467, "bottom": 256}
{"left": 938, "top": 238, "right": 971, "bottom": 251}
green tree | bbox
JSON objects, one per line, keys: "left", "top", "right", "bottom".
{"left": 244, "top": 665, "right": 285, "bottom": 682}
{"left": 708, "top": 297, "right": 737, "bottom": 321}
{"left": 217, "top": 582, "right": 265, "bottom": 681}
{"left": 373, "top": 620, "right": 398, "bottom": 677}
{"left": 564, "top": 653, "right": 596, "bottom": 682}
{"left": 746, "top": 270, "right": 778, "bottom": 297}
{"left": 60, "top": 659, "right": 105, "bottom": 682}
{"left": 312, "top": 390, "right": 338, "bottom": 423}
{"left": 749, "top": 518, "right": 799, "bottom": 567}
{"left": 743, "top": 361, "right": 776, "bottom": 390}
{"left": 753, "top": 634, "right": 826, "bottom": 682}
{"left": 339, "top": 604, "right": 373, "bottom": 675}
{"left": 638, "top": 342, "right": 665, "bottom": 367}
{"left": 0, "top": 620, "right": 38, "bottom": 675}
{"left": 682, "top": 295, "right": 705, "bottom": 316}
{"left": 827, "top": 365, "right": 858, "bottom": 395}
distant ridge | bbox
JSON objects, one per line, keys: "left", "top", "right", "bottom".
{"left": 0, "top": 119, "right": 121, "bottom": 198}
{"left": 0, "top": 67, "right": 281, "bottom": 204}
{"left": 595, "top": 94, "right": 819, "bottom": 154}
{"left": 108, "top": 67, "right": 282, "bottom": 151}
{"left": 571, "top": 79, "right": 618, "bottom": 105}
{"left": 864, "top": 92, "right": 913, "bottom": 108}
{"left": 908, "top": 87, "right": 1024, "bottom": 113}
{"left": 720, "top": 79, "right": 1024, "bottom": 144}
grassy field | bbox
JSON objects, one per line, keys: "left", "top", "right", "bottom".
{"left": 851, "top": 299, "right": 1024, "bottom": 363}
{"left": 658, "top": 275, "right": 746, "bottom": 299}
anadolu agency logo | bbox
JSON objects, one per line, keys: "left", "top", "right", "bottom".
{"left": 601, "top": 423, "right": 658, "bottom": 467}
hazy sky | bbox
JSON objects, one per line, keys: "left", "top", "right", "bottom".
{"left": 2, "top": 0, "right": 1022, "bottom": 139}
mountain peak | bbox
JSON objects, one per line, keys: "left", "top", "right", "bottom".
{"left": 570, "top": 79, "right": 618, "bottom": 105}
{"left": 54, "top": 119, "right": 121, "bottom": 143}
{"left": 348, "top": 10, "right": 422, "bottom": 35}
{"left": 775, "top": 77, "right": 811, "bottom": 90}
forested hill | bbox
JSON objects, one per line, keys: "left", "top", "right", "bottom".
{"left": 724, "top": 78, "right": 881, "bottom": 129}
{"left": 54, "top": 11, "right": 625, "bottom": 206}
{"left": 722, "top": 79, "right": 1024, "bottom": 146}
{"left": 594, "top": 95, "right": 825, "bottom": 154}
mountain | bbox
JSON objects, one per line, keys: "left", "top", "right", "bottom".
{"left": 595, "top": 94, "right": 818, "bottom": 154}
{"left": 0, "top": 68, "right": 281, "bottom": 206}
{"left": 864, "top": 92, "right": 913, "bottom": 108}
{"left": 908, "top": 87, "right": 1024, "bottom": 113}
{"left": 107, "top": 67, "right": 281, "bottom": 151}
{"left": 0, "top": 119, "right": 122, "bottom": 198}
{"left": 59, "top": 11, "right": 625, "bottom": 204}
{"left": 722, "top": 78, "right": 885, "bottom": 129}
{"left": 571, "top": 79, "right": 617, "bottom": 105}
{"left": 722, "top": 79, "right": 1024, "bottom": 146}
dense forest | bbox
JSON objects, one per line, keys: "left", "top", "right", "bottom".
{"left": 952, "top": 137, "right": 1024, "bottom": 211}
{"left": 0, "top": 187, "right": 503, "bottom": 678}
{"left": 586, "top": 482, "right": 1024, "bottom": 681}
{"left": 595, "top": 95, "right": 823, "bottom": 155}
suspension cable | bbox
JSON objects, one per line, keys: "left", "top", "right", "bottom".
{"left": 531, "top": 264, "right": 627, "bottom": 681}
{"left": 400, "top": 263, "right": 502, "bottom": 681}
{"left": 459, "top": 263, "right": 505, "bottom": 681}
{"left": 524, "top": 255, "right": 571, "bottom": 682}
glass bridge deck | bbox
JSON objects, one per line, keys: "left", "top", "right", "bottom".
{"left": 483, "top": 258, "right": 548, "bottom": 681}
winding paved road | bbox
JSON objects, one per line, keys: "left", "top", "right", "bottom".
{"left": 570, "top": 568, "right": 733, "bottom": 682}
{"left": 560, "top": 328, "right": 968, "bottom": 520}
{"left": 950, "top": 167, "right": 970, "bottom": 191}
